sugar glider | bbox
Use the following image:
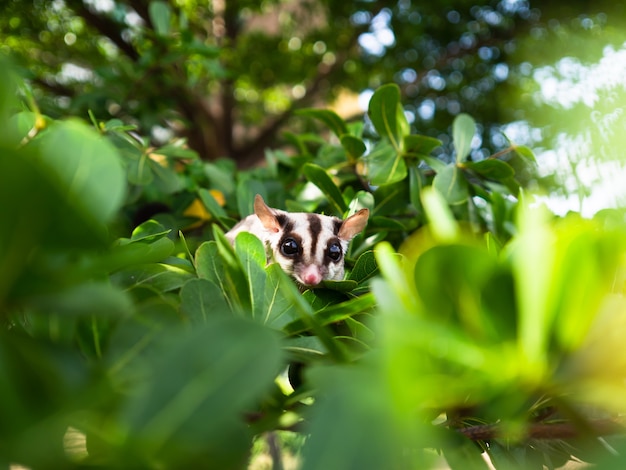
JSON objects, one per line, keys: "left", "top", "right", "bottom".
{"left": 226, "top": 195, "right": 369, "bottom": 286}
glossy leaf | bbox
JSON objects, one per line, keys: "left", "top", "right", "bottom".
{"left": 262, "top": 264, "right": 300, "bottom": 329}
{"left": 366, "top": 141, "right": 407, "bottom": 186}
{"left": 284, "top": 294, "right": 376, "bottom": 335}
{"left": 347, "top": 250, "right": 379, "bottom": 284}
{"left": 303, "top": 163, "right": 348, "bottom": 215}
{"left": 234, "top": 231, "right": 267, "bottom": 320}
{"left": 131, "top": 220, "right": 172, "bottom": 243}
{"left": 368, "top": 83, "right": 407, "bottom": 149}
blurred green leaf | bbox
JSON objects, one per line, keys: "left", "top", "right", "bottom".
{"left": 26, "top": 282, "right": 133, "bottom": 318}
{"left": 403, "top": 134, "right": 442, "bottom": 157}
{"left": 453, "top": 113, "right": 476, "bottom": 163}
{"left": 111, "top": 262, "right": 195, "bottom": 292}
{"left": 465, "top": 159, "right": 515, "bottom": 180}
{"left": 120, "top": 316, "right": 283, "bottom": 466}
{"left": 33, "top": 119, "right": 126, "bottom": 224}
{"left": 198, "top": 187, "right": 228, "bottom": 222}
{"left": 6, "top": 111, "right": 38, "bottom": 147}
{"left": 296, "top": 108, "right": 348, "bottom": 137}
{"left": 341, "top": 134, "right": 366, "bottom": 161}
{"left": 409, "top": 164, "right": 426, "bottom": 212}
{"left": 514, "top": 145, "right": 537, "bottom": 162}
{"left": 149, "top": 1, "right": 172, "bottom": 36}
{"left": 433, "top": 164, "right": 469, "bottom": 205}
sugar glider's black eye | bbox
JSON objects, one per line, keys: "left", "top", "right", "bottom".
{"left": 281, "top": 238, "right": 300, "bottom": 257}
{"left": 327, "top": 242, "right": 342, "bottom": 261}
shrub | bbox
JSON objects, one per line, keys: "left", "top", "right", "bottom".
{"left": 1, "top": 63, "right": 625, "bottom": 469}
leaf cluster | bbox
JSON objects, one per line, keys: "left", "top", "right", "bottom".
{"left": 1, "top": 60, "right": 626, "bottom": 469}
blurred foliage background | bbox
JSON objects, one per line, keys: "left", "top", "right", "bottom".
{"left": 2, "top": 0, "right": 626, "bottom": 469}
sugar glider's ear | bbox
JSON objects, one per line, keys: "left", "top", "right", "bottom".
{"left": 254, "top": 194, "right": 281, "bottom": 233}
{"left": 338, "top": 208, "right": 369, "bottom": 241}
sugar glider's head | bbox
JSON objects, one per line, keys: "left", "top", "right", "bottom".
{"left": 253, "top": 195, "right": 369, "bottom": 286}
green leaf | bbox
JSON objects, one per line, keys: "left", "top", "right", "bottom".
{"left": 149, "top": 1, "right": 172, "bottom": 36}
{"left": 403, "top": 134, "right": 442, "bottom": 157}
{"left": 180, "top": 278, "right": 231, "bottom": 322}
{"left": 106, "top": 237, "right": 175, "bottom": 272}
{"left": 319, "top": 279, "right": 358, "bottom": 292}
{"left": 131, "top": 220, "right": 172, "bottom": 243}
{"left": 284, "top": 294, "right": 376, "bottom": 335}
{"left": 302, "top": 163, "right": 348, "bottom": 216}
{"left": 514, "top": 145, "right": 537, "bottom": 162}
{"left": 368, "top": 83, "right": 407, "bottom": 149}
{"left": 195, "top": 242, "right": 231, "bottom": 307}
{"left": 302, "top": 365, "right": 423, "bottom": 470}
{"left": 26, "top": 282, "right": 133, "bottom": 317}
{"left": 432, "top": 164, "right": 469, "bottom": 205}
{"left": 414, "top": 244, "right": 516, "bottom": 341}
{"left": 198, "top": 187, "right": 228, "bottom": 220}
{"left": 120, "top": 316, "right": 283, "bottom": 466}
{"left": 6, "top": 111, "right": 38, "bottom": 146}
{"left": 465, "top": 159, "right": 515, "bottom": 180}
{"left": 366, "top": 141, "right": 407, "bottom": 186}
{"left": 149, "top": 157, "right": 182, "bottom": 194}
{"left": 156, "top": 143, "right": 198, "bottom": 160}
{"left": 347, "top": 250, "right": 379, "bottom": 284}
{"left": 452, "top": 113, "right": 476, "bottom": 163}
{"left": 111, "top": 262, "right": 195, "bottom": 292}
{"left": 422, "top": 155, "right": 447, "bottom": 173}
{"left": 421, "top": 187, "right": 460, "bottom": 242}
{"left": 408, "top": 164, "right": 425, "bottom": 212}
{"left": 236, "top": 177, "right": 266, "bottom": 218}
{"left": 296, "top": 108, "right": 348, "bottom": 137}
{"left": 263, "top": 264, "right": 300, "bottom": 329}
{"left": 126, "top": 153, "right": 154, "bottom": 185}
{"left": 34, "top": 119, "right": 126, "bottom": 225}
{"left": 340, "top": 134, "right": 366, "bottom": 161}
{"left": 441, "top": 434, "right": 492, "bottom": 470}
{"left": 234, "top": 232, "right": 267, "bottom": 320}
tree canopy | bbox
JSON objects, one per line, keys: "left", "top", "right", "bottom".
{"left": 3, "top": 0, "right": 625, "bottom": 171}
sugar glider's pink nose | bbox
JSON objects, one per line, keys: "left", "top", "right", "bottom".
{"left": 299, "top": 265, "right": 323, "bottom": 286}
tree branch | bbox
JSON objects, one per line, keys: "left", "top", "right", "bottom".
{"left": 233, "top": 27, "right": 366, "bottom": 168}
{"left": 457, "top": 418, "right": 625, "bottom": 441}
{"left": 65, "top": 0, "right": 140, "bottom": 61}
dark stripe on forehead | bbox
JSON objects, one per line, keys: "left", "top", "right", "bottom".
{"left": 332, "top": 218, "right": 343, "bottom": 236}
{"left": 275, "top": 213, "right": 289, "bottom": 229}
{"left": 307, "top": 213, "right": 322, "bottom": 259}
